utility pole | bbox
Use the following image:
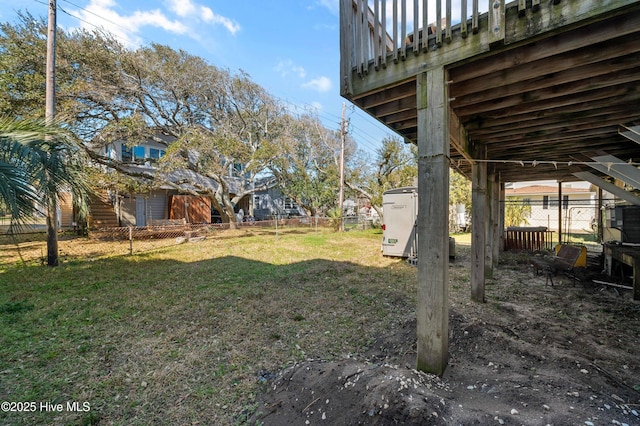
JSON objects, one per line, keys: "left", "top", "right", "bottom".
{"left": 45, "top": 0, "right": 58, "bottom": 266}
{"left": 46, "top": 0, "right": 56, "bottom": 124}
{"left": 339, "top": 102, "right": 346, "bottom": 231}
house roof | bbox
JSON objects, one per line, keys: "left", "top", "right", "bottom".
{"left": 163, "top": 169, "right": 245, "bottom": 195}
{"left": 505, "top": 185, "right": 592, "bottom": 196}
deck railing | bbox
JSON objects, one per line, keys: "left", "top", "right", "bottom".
{"left": 341, "top": 1, "right": 487, "bottom": 77}
{"left": 341, "top": 0, "right": 549, "bottom": 94}
{"left": 340, "top": 0, "right": 637, "bottom": 98}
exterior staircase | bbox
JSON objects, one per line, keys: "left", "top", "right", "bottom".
{"left": 88, "top": 192, "right": 119, "bottom": 228}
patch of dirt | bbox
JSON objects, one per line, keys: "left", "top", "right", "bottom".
{"left": 252, "top": 249, "right": 640, "bottom": 425}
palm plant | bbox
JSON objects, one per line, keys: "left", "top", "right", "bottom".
{"left": 0, "top": 139, "right": 39, "bottom": 224}
{"left": 0, "top": 116, "right": 90, "bottom": 266}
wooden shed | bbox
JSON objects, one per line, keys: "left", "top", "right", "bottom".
{"left": 169, "top": 195, "right": 211, "bottom": 224}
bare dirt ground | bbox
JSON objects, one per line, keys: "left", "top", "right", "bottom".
{"left": 252, "top": 247, "right": 640, "bottom": 425}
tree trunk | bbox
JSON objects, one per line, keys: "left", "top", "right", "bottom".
{"left": 46, "top": 196, "right": 59, "bottom": 266}
{"left": 211, "top": 190, "right": 238, "bottom": 229}
{"left": 223, "top": 202, "right": 238, "bottom": 229}
{"left": 372, "top": 205, "right": 384, "bottom": 223}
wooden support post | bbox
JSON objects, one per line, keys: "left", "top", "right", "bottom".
{"left": 471, "top": 149, "right": 487, "bottom": 303}
{"left": 485, "top": 172, "right": 494, "bottom": 279}
{"left": 499, "top": 182, "right": 505, "bottom": 252}
{"left": 491, "top": 174, "right": 501, "bottom": 268}
{"left": 416, "top": 68, "right": 449, "bottom": 375}
{"left": 634, "top": 261, "right": 640, "bottom": 301}
{"left": 597, "top": 188, "right": 603, "bottom": 243}
{"left": 558, "top": 181, "right": 563, "bottom": 245}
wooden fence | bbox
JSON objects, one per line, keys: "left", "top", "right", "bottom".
{"left": 504, "top": 226, "right": 554, "bottom": 252}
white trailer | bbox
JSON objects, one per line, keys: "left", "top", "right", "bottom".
{"left": 381, "top": 187, "right": 418, "bottom": 257}
{"left": 382, "top": 187, "right": 456, "bottom": 260}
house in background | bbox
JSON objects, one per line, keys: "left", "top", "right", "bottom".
{"left": 505, "top": 182, "right": 597, "bottom": 233}
{"left": 252, "top": 180, "right": 306, "bottom": 221}
{"left": 251, "top": 178, "right": 371, "bottom": 221}
{"left": 89, "top": 134, "right": 250, "bottom": 227}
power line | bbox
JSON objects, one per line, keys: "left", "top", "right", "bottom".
{"left": 347, "top": 117, "right": 390, "bottom": 148}
{"left": 57, "top": 5, "right": 103, "bottom": 32}
{"left": 342, "top": 108, "right": 382, "bottom": 152}
{"left": 271, "top": 94, "right": 381, "bottom": 155}
{"left": 348, "top": 126, "right": 381, "bottom": 154}
{"left": 59, "top": 0, "right": 125, "bottom": 31}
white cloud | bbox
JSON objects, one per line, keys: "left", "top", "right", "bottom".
{"left": 302, "top": 76, "right": 332, "bottom": 93}
{"left": 275, "top": 60, "right": 307, "bottom": 79}
{"left": 72, "top": 0, "right": 239, "bottom": 49}
{"left": 72, "top": 0, "right": 187, "bottom": 47}
{"left": 166, "top": 0, "right": 240, "bottom": 34}
{"left": 130, "top": 9, "right": 189, "bottom": 34}
{"left": 200, "top": 7, "right": 241, "bottom": 34}
{"left": 167, "top": 0, "right": 197, "bottom": 17}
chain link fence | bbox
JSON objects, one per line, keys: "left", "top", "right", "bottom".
{"left": 0, "top": 216, "right": 380, "bottom": 265}
{"left": 506, "top": 199, "right": 597, "bottom": 232}
{"left": 504, "top": 196, "right": 599, "bottom": 248}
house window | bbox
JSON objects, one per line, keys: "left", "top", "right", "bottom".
{"left": 542, "top": 195, "right": 549, "bottom": 210}
{"left": 233, "top": 163, "right": 244, "bottom": 177}
{"left": 133, "top": 146, "right": 146, "bottom": 161}
{"left": 149, "top": 148, "right": 165, "bottom": 160}
{"left": 284, "top": 197, "right": 297, "bottom": 209}
{"left": 121, "top": 144, "right": 132, "bottom": 162}
{"left": 563, "top": 195, "right": 569, "bottom": 210}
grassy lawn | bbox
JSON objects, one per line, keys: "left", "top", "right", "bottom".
{"left": 0, "top": 228, "right": 418, "bottom": 425}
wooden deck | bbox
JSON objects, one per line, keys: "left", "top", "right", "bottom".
{"left": 341, "top": 0, "right": 640, "bottom": 182}
{"left": 341, "top": 0, "right": 640, "bottom": 375}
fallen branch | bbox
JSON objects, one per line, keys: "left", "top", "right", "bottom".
{"left": 301, "top": 397, "right": 320, "bottom": 413}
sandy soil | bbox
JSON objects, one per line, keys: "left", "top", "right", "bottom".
{"left": 252, "top": 248, "right": 640, "bottom": 425}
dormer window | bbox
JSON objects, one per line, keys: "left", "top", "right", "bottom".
{"left": 133, "top": 146, "right": 146, "bottom": 161}
{"left": 119, "top": 144, "right": 163, "bottom": 163}
{"left": 121, "top": 144, "right": 132, "bottom": 162}
{"left": 149, "top": 148, "right": 166, "bottom": 160}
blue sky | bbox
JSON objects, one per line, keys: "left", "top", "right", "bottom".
{"left": 0, "top": 0, "right": 396, "bottom": 156}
